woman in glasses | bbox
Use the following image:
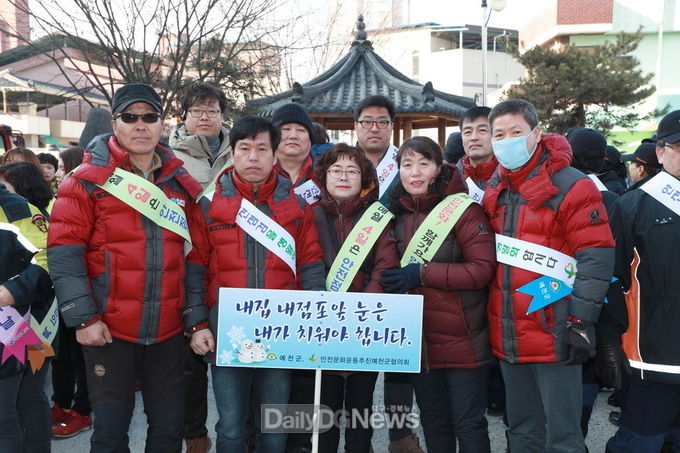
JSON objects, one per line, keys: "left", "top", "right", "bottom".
{"left": 311, "top": 143, "right": 398, "bottom": 453}
{"left": 380, "top": 136, "right": 496, "bottom": 453}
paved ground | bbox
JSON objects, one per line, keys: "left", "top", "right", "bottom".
{"left": 50, "top": 371, "right": 618, "bottom": 452}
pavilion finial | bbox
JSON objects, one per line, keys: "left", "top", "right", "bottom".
{"left": 354, "top": 15, "right": 367, "bottom": 41}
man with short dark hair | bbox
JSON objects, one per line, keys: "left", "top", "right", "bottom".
{"left": 170, "top": 81, "right": 232, "bottom": 188}
{"left": 484, "top": 99, "right": 614, "bottom": 453}
{"left": 354, "top": 94, "right": 424, "bottom": 453}
{"left": 169, "top": 81, "right": 232, "bottom": 453}
{"left": 354, "top": 95, "right": 401, "bottom": 208}
{"left": 185, "top": 116, "right": 325, "bottom": 453}
{"left": 605, "top": 110, "right": 680, "bottom": 453}
{"left": 457, "top": 106, "right": 497, "bottom": 195}
{"left": 48, "top": 83, "right": 202, "bottom": 452}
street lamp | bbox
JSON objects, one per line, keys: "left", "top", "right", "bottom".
{"left": 481, "top": 0, "right": 507, "bottom": 106}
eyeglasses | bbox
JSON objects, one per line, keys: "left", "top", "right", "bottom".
{"left": 114, "top": 113, "right": 161, "bottom": 124}
{"left": 187, "top": 108, "right": 221, "bottom": 118}
{"left": 662, "top": 142, "right": 680, "bottom": 153}
{"left": 357, "top": 120, "right": 391, "bottom": 129}
{"left": 327, "top": 169, "right": 361, "bottom": 180}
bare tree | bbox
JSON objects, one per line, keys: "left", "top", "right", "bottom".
{"left": 2, "top": 0, "right": 300, "bottom": 117}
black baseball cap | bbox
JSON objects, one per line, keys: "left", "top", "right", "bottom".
{"left": 656, "top": 110, "right": 680, "bottom": 145}
{"left": 111, "top": 84, "right": 163, "bottom": 115}
{"left": 621, "top": 142, "right": 661, "bottom": 168}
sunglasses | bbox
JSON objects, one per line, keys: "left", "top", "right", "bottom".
{"left": 114, "top": 112, "right": 161, "bottom": 124}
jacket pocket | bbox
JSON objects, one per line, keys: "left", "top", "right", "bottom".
{"left": 91, "top": 250, "right": 113, "bottom": 314}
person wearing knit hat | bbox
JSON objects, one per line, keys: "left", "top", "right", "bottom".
{"left": 272, "top": 103, "right": 315, "bottom": 186}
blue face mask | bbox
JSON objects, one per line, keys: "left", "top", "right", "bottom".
{"left": 492, "top": 127, "right": 538, "bottom": 170}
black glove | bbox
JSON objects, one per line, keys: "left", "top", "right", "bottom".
{"left": 563, "top": 321, "right": 594, "bottom": 366}
{"left": 380, "top": 263, "right": 422, "bottom": 293}
{"left": 594, "top": 343, "right": 629, "bottom": 390}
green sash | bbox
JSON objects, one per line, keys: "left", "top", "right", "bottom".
{"left": 326, "top": 202, "right": 394, "bottom": 292}
{"left": 401, "top": 193, "right": 473, "bottom": 266}
{"left": 97, "top": 167, "right": 191, "bottom": 244}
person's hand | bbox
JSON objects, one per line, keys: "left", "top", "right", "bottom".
{"left": 190, "top": 329, "right": 215, "bottom": 355}
{"left": 75, "top": 320, "right": 112, "bottom": 346}
{"left": 0, "top": 285, "right": 15, "bottom": 307}
{"left": 563, "top": 322, "right": 594, "bottom": 365}
{"left": 594, "top": 343, "right": 630, "bottom": 389}
{"left": 380, "top": 263, "right": 423, "bottom": 293}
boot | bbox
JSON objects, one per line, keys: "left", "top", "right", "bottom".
{"left": 186, "top": 436, "right": 212, "bottom": 453}
{"left": 388, "top": 434, "right": 424, "bottom": 453}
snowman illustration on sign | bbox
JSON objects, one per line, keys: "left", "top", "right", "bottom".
{"left": 236, "top": 339, "right": 256, "bottom": 363}
{"left": 252, "top": 339, "right": 268, "bottom": 363}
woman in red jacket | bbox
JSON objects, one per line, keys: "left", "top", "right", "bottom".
{"left": 380, "top": 136, "right": 497, "bottom": 453}
{"left": 312, "top": 143, "right": 399, "bottom": 453}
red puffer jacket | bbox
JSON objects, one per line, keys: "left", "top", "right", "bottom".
{"left": 393, "top": 165, "right": 496, "bottom": 369}
{"left": 183, "top": 167, "right": 325, "bottom": 329}
{"left": 483, "top": 134, "right": 614, "bottom": 364}
{"left": 313, "top": 186, "right": 399, "bottom": 293}
{"left": 48, "top": 135, "right": 202, "bottom": 344}
{"left": 456, "top": 155, "right": 498, "bottom": 189}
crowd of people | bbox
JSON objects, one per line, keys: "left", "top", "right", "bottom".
{"left": 0, "top": 80, "right": 678, "bottom": 453}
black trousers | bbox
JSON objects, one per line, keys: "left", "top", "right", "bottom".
{"left": 51, "top": 318, "right": 91, "bottom": 415}
{"left": 82, "top": 335, "right": 185, "bottom": 453}
{"left": 319, "top": 372, "right": 378, "bottom": 453}
{"left": 183, "top": 337, "right": 208, "bottom": 439}
{"left": 410, "top": 367, "right": 490, "bottom": 453}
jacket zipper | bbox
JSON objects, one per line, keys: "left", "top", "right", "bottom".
{"left": 146, "top": 216, "right": 158, "bottom": 345}
{"left": 254, "top": 193, "right": 260, "bottom": 289}
{"left": 502, "top": 195, "right": 518, "bottom": 360}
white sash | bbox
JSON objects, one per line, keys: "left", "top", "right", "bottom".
{"left": 236, "top": 198, "right": 297, "bottom": 276}
{"left": 465, "top": 177, "right": 485, "bottom": 204}
{"left": 293, "top": 179, "right": 321, "bottom": 205}
{"left": 495, "top": 234, "right": 577, "bottom": 287}
{"left": 588, "top": 174, "right": 608, "bottom": 192}
{"left": 640, "top": 172, "right": 680, "bottom": 216}
{"left": 376, "top": 144, "right": 399, "bottom": 199}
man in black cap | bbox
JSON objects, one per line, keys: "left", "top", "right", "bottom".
{"left": 622, "top": 141, "right": 662, "bottom": 190}
{"left": 48, "top": 83, "right": 202, "bottom": 452}
{"left": 606, "top": 109, "right": 680, "bottom": 453}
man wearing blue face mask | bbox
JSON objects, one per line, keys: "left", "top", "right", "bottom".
{"left": 481, "top": 99, "right": 615, "bottom": 453}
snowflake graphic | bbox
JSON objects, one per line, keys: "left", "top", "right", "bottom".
{"left": 227, "top": 325, "right": 246, "bottom": 345}
{"left": 219, "top": 350, "right": 234, "bottom": 364}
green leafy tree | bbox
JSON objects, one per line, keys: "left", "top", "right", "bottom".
{"left": 505, "top": 30, "right": 656, "bottom": 134}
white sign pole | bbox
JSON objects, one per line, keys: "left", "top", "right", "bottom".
{"left": 311, "top": 368, "right": 322, "bottom": 453}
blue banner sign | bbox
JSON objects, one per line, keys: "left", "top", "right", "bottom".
{"left": 215, "top": 288, "right": 423, "bottom": 373}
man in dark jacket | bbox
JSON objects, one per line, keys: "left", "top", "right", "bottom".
{"left": 185, "top": 116, "right": 325, "bottom": 453}
{"left": 622, "top": 141, "right": 662, "bottom": 191}
{"left": 605, "top": 110, "right": 680, "bottom": 452}
{"left": 483, "top": 100, "right": 614, "bottom": 453}
{"left": 0, "top": 184, "right": 54, "bottom": 452}
{"left": 48, "top": 83, "right": 202, "bottom": 453}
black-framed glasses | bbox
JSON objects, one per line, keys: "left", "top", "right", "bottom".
{"left": 187, "top": 108, "right": 221, "bottom": 118}
{"left": 327, "top": 169, "right": 361, "bottom": 180}
{"left": 662, "top": 142, "right": 680, "bottom": 153}
{"left": 114, "top": 113, "right": 161, "bottom": 124}
{"left": 357, "top": 119, "right": 391, "bottom": 129}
